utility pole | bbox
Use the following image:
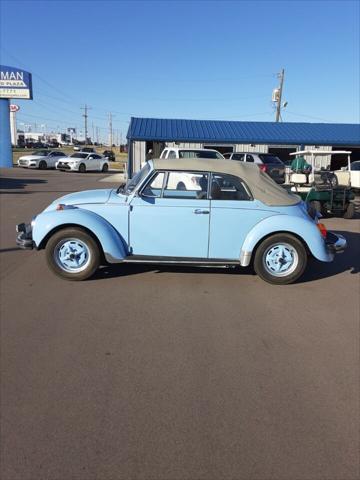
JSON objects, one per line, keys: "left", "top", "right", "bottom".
{"left": 81, "top": 104, "right": 91, "bottom": 145}
{"left": 108, "top": 112, "right": 115, "bottom": 147}
{"left": 96, "top": 126, "right": 99, "bottom": 144}
{"left": 275, "top": 68, "right": 285, "bottom": 122}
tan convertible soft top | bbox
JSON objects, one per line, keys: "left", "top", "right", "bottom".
{"left": 152, "top": 158, "right": 300, "bottom": 206}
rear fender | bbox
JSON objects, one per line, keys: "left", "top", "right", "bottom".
{"left": 240, "top": 215, "right": 333, "bottom": 266}
{"left": 33, "top": 208, "right": 127, "bottom": 263}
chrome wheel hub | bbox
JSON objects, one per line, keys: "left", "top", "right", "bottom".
{"left": 54, "top": 238, "right": 91, "bottom": 273}
{"left": 263, "top": 243, "right": 298, "bottom": 277}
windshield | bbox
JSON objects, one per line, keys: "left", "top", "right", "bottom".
{"left": 71, "top": 153, "right": 88, "bottom": 159}
{"left": 122, "top": 163, "right": 151, "bottom": 195}
{"left": 32, "top": 150, "right": 48, "bottom": 156}
{"left": 259, "top": 154, "right": 283, "bottom": 165}
{"left": 179, "top": 150, "right": 222, "bottom": 159}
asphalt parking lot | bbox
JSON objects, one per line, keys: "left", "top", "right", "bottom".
{"left": 1, "top": 167, "right": 359, "bottom": 480}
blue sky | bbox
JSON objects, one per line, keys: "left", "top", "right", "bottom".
{"left": 0, "top": 0, "right": 359, "bottom": 141}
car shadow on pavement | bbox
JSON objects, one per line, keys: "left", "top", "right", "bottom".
{"left": 0, "top": 176, "right": 47, "bottom": 192}
{"left": 94, "top": 230, "right": 359, "bottom": 283}
{"left": 300, "top": 230, "right": 360, "bottom": 283}
{"left": 93, "top": 263, "right": 253, "bottom": 280}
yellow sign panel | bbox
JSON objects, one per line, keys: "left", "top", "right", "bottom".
{"left": 0, "top": 88, "right": 31, "bottom": 99}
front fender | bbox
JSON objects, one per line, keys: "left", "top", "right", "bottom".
{"left": 240, "top": 215, "right": 333, "bottom": 266}
{"left": 33, "top": 207, "right": 127, "bottom": 263}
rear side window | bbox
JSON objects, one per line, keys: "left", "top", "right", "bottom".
{"left": 259, "top": 154, "right": 283, "bottom": 165}
{"left": 246, "top": 154, "right": 254, "bottom": 163}
{"left": 167, "top": 151, "right": 177, "bottom": 159}
{"left": 210, "top": 173, "right": 252, "bottom": 201}
{"left": 231, "top": 153, "right": 245, "bottom": 161}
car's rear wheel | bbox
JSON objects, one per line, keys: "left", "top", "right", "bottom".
{"left": 343, "top": 202, "right": 355, "bottom": 219}
{"left": 39, "top": 160, "right": 47, "bottom": 170}
{"left": 79, "top": 163, "right": 86, "bottom": 173}
{"left": 254, "top": 233, "right": 307, "bottom": 285}
{"left": 102, "top": 163, "right": 109, "bottom": 172}
{"left": 46, "top": 228, "right": 100, "bottom": 281}
{"left": 310, "top": 200, "right": 323, "bottom": 216}
{"left": 177, "top": 181, "right": 186, "bottom": 190}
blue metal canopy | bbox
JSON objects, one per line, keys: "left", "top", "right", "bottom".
{"left": 127, "top": 117, "right": 360, "bottom": 146}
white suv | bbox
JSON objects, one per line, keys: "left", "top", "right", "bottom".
{"left": 160, "top": 148, "right": 224, "bottom": 159}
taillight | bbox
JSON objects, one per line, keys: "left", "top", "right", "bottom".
{"left": 259, "top": 164, "right": 267, "bottom": 172}
{"left": 317, "top": 223, "right": 327, "bottom": 238}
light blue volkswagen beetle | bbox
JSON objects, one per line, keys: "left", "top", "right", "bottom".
{"left": 16, "top": 158, "right": 346, "bottom": 284}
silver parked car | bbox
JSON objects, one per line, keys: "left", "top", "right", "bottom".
{"left": 223, "top": 152, "right": 285, "bottom": 184}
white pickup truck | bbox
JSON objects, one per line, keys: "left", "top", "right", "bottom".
{"left": 160, "top": 147, "right": 224, "bottom": 160}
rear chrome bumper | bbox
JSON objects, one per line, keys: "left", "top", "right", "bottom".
{"left": 16, "top": 223, "right": 34, "bottom": 250}
{"left": 325, "top": 232, "right": 347, "bottom": 254}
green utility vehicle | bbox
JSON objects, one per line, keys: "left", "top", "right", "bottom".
{"left": 288, "top": 150, "right": 355, "bottom": 219}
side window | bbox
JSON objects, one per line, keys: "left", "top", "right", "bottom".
{"left": 163, "top": 172, "right": 209, "bottom": 199}
{"left": 167, "top": 150, "right": 177, "bottom": 159}
{"left": 141, "top": 172, "right": 165, "bottom": 197}
{"left": 232, "top": 153, "right": 245, "bottom": 161}
{"left": 210, "top": 173, "right": 252, "bottom": 201}
{"left": 160, "top": 150, "right": 167, "bottom": 158}
{"left": 223, "top": 153, "right": 231, "bottom": 159}
{"left": 246, "top": 154, "right": 254, "bottom": 162}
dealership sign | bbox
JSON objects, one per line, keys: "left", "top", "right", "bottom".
{"left": 0, "top": 65, "right": 33, "bottom": 99}
{"left": 10, "top": 104, "right": 20, "bottom": 112}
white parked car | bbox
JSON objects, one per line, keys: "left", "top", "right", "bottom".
{"left": 18, "top": 150, "right": 67, "bottom": 169}
{"left": 55, "top": 153, "right": 109, "bottom": 173}
{"left": 223, "top": 152, "right": 285, "bottom": 184}
{"left": 160, "top": 147, "right": 224, "bottom": 159}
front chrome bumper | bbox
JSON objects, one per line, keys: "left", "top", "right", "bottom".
{"left": 325, "top": 232, "right": 347, "bottom": 254}
{"left": 16, "top": 223, "right": 34, "bottom": 250}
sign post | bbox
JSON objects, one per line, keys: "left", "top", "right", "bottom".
{"left": 0, "top": 65, "right": 33, "bottom": 168}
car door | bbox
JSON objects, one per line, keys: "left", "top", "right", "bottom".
{"left": 48, "top": 152, "right": 62, "bottom": 167}
{"left": 208, "top": 173, "right": 271, "bottom": 260}
{"left": 129, "top": 170, "right": 210, "bottom": 258}
{"left": 87, "top": 154, "right": 98, "bottom": 170}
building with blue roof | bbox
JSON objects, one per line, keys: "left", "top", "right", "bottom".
{"left": 126, "top": 117, "right": 360, "bottom": 176}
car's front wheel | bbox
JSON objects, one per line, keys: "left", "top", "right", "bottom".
{"left": 102, "top": 163, "right": 109, "bottom": 172}
{"left": 46, "top": 228, "right": 100, "bottom": 280}
{"left": 39, "top": 160, "right": 47, "bottom": 170}
{"left": 78, "top": 163, "right": 86, "bottom": 173}
{"left": 253, "top": 233, "right": 307, "bottom": 285}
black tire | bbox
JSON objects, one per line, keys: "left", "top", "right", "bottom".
{"left": 39, "top": 160, "right": 47, "bottom": 170}
{"left": 310, "top": 200, "right": 323, "bottom": 216}
{"left": 253, "top": 233, "right": 307, "bottom": 285}
{"left": 102, "top": 163, "right": 109, "bottom": 172}
{"left": 79, "top": 163, "right": 86, "bottom": 173}
{"left": 343, "top": 202, "right": 355, "bottom": 219}
{"left": 177, "top": 181, "right": 186, "bottom": 190}
{"left": 46, "top": 228, "right": 101, "bottom": 281}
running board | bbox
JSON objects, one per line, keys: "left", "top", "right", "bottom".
{"left": 123, "top": 255, "right": 239, "bottom": 267}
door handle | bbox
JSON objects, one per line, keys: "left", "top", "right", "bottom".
{"left": 194, "top": 209, "right": 210, "bottom": 214}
